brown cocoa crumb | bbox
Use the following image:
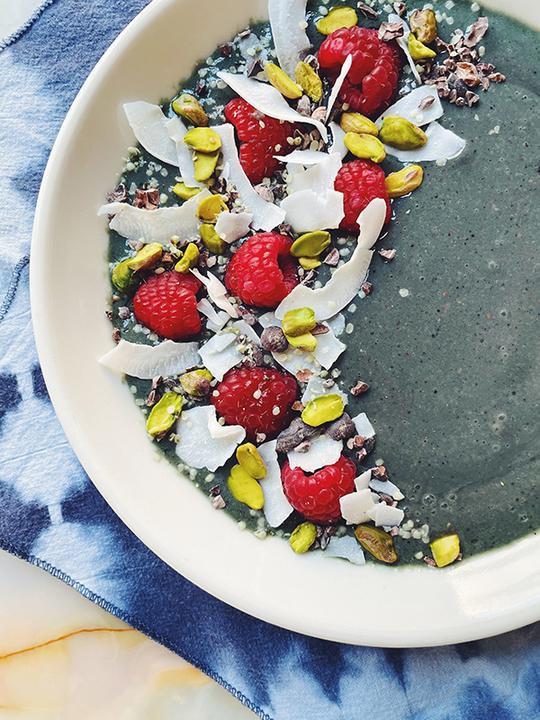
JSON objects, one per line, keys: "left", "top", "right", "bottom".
{"left": 311, "top": 323, "right": 330, "bottom": 336}
{"left": 351, "top": 380, "right": 370, "bottom": 396}
{"left": 296, "top": 369, "right": 313, "bottom": 383}
{"left": 360, "top": 281, "right": 373, "bottom": 295}
{"left": 372, "top": 465, "right": 389, "bottom": 481}
{"left": 292, "top": 401, "right": 305, "bottom": 412}
{"left": 323, "top": 248, "right": 340, "bottom": 266}
{"left": 378, "top": 21, "right": 404, "bottom": 42}
{"left": 357, "top": 1, "right": 379, "bottom": 18}
{"left": 379, "top": 248, "right": 396, "bottom": 262}
{"left": 112, "top": 328, "right": 121, "bottom": 344}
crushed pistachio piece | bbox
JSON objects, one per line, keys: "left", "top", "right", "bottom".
{"left": 199, "top": 223, "right": 226, "bottom": 254}
{"left": 430, "top": 534, "right": 461, "bottom": 567}
{"left": 316, "top": 6, "right": 358, "bottom": 35}
{"left": 344, "top": 132, "right": 386, "bottom": 163}
{"left": 302, "top": 394, "right": 344, "bottom": 427}
{"left": 227, "top": 464, "right": 264, "bottom": 510}
{"left": 174, "top": 242, "right": 200, "bottom": 272}
{"left": 408, "top": 33, "right": 437, "bottom": 61}
{"left": 172, "top": 93, "right": 209, "bottom": 126}
{"left": 197, "top": 194, "right": 228, "bottom": 223}
{"left": 295, "top": 62, "right": 323, "bottom": 102}
{"left": 126, "top": 243, "right": 163, "bottom": 272}
{"left": 354, "top": 524, "right": 398, "bottom": 564}
{"left": 286, "top": 331, "right": 317, "bottom": 352}
{"left": 289, "top": 522, "right": 317, "bottom": 553}
{"left": 111, "top": 259, "right": 134, "bottom": 293}
{"left": 282, "top": 307, "right": 317, "bottom": 337}
{"left": 340, "top": 112, "right": 379, "bottom": 136}
{"left": 146, "top": 392, "right": 184, "bottom": 438}
{"left": 291, "top": 230, "right": 331, "bottom": 258}
{"left": 299, "top": 257, "right": 322, "bottom": 270}
{"left": 379, "top": 116, "right": 428, "bottom": 150}
{"left": 265, "top": 62, "right": 303, "bottom": 100}
{"left": 184, "top": 127, "right": 222, "bottom": 153}
{"left": 179, "top": 369, "right": 212, "bottom": 397}
{"left": 236, "top": 443, "right": 266, "bottom": 480}
{"left": 172, "top": 182, "right": 202, "bottom": 200}
{"left": 193, "top": 150, "right": 220, "bottom": 182}
{"left": 385, "top": 165, "right": 424, "bottom": 198}
{"left": 409, "top": 8, "right": 438, "bottom": 44}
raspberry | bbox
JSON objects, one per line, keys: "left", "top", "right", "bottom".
{"left": 211, "top": 367, "right": 298, "bottom": 440}
{"left": 318, "top": 27, "right": 401, "bottom": 117}
{"left": 224, "top": 98, "right": 294, "bottom": 184}
{"left": 133, "top": 271, "right": 201, "bottom": 340}
{"left": 225, "top": 233, "right": 298, "bottom": 308}
{"left": 281, "top": 455, "right": 357, "bottom": 524}
{"left": 334, "top": 159, "right": 392, "bottom": 233}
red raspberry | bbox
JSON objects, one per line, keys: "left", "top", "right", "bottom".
{"left": 211, "top": 367, "right": 298, "bottom": 440}
{"left": 133, "top": 271, "right": 201, "bottom": 340}
{"left": 225, "top": 233, "right": 298, "bottom": 308}
{"left": 224, "top": 98, "right": 294, "bottom": 184}
{"left": 281, "top": 455, "right": 357, "bottom": 524}
{"left": 318, "top": 27, "right": 401, "bottom": 117}
{"left": 335, "top": 159, "right": 392, "bottom": 233}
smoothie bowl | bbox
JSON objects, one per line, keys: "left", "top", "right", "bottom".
{"left": 32, "top": 0, "right": 540, "bottom": 645}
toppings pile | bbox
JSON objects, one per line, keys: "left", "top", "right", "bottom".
{"left": 100, "top": 0, "right": 503, "bottom": 569}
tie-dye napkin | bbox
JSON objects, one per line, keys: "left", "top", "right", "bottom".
{"left": 1, "top": 2, "right": 539, "bottom": 718}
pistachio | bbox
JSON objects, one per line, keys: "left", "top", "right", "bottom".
{"left": 197, "top": 194, "right": 228, "bottom": 223}
{"left": 299, "top": 257, "right": 322, "bottom": 270}
{"left": 174, "top": 242, "right": 200, "bottom": 273}
{"left": 172, "top": 182, "right": 202, "bottom": 201}
{"left": 408, "top": 33, "right": 437, "bottom": 61}
{"left": 111, "top": 259, "right": 134, "bottom": 293}
{"left": 179, "top": 369, "right": 212, "bottom": 397}
{"left": 172, "top": 93, "right": 209, "bottom": 126}
{"left": 289, "top": 522, "right": 317, "bottom": 554}
{"left": 260, "top": 326, "right": 289, "bottom": 353}
{"left": 184, "top": 127, "right": 221, "bottom": 154}
{"left": 265, "top": 62, "right": 302, "bottom": 100}
{"left": 354, "top": 525, "right": 398, "bottom": 564}
{"left": 294, "top": 61, "right": 323, "bottom": 102}
{"left": 316, "top": 6, "right": 358, "bottom": 35}
{"left": 301, "top": 394, "right": 344, "bottom": 427}
{"left": 344, "top": 132, "right": 386, "bottom": 163}
{"left": 146, "top": 392, "right": 183, "bottom": 438}
{"left": 236, "top": 443, "right": 266, "bottom": 480}
{"left": 199, "top": 223, "right": 226, "bottom": 254}
{"left": 379, "top": 116, "right": 428, "bottom": 150}
{"left": 430, "top": 533, "right": 460, "bottom": 568}
{"left": 409, "top": 8, "right": 438, "bottom": 44}
{"left": 286, "top": 332, "right": 317, "bottom": 352}
{"left": 227, "top": 464, "right": 264, "bottom": 510}
{"left": 340, "top": 112, "right": 379, "bottom": 136}
{"left": 291, "top": 230, "right": 331, "bottom": 258}
{"left": 385, "top": 165, "right": 424, "bottom": 198}
{"left": 282, "top": 307, "right": 317, "bottom": 337}
{"left": 193, "top": 150, "right": 220, "bottom": 182}
{"left": 126, "top": 243, "right": 163, "bottom": 272}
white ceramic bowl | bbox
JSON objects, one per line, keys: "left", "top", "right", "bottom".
{"left": 31, "top": 0, "right": 540, "bottom": 646}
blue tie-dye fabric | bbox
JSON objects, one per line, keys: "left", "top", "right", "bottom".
{"left": 0, "top": 2, "right": 539, "bottom": 717}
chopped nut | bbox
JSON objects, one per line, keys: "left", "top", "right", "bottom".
{"left": 378, "top": 21, "right": 404, "bottom": 42}
{"left": 261, "top": 325, "right": 289, "bottom": 353}
{"left": 350, "top": 380, "right": 369, "bottom": 396}
{"left": 360, "top": 281, "right": 373, "bottom": 295}
{"left": 379, "top": 248, "right": 396, "bottom": 262}
{"left": 326, "top": 413, "right": 356, "bottom": 441}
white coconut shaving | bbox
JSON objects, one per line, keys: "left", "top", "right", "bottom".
{"left": 352, "top": 412, "right": 376, "bottom": 439}
{"left": 175, "top": 405, "right": 245, "bottom": 472}
{"left": 376, "top": 85, "right": 443, "bottom": 127}
{"left": 98, "top": 189, "right": 211, "bottom": 245}
{"left": 268, "top": 0, "right": 310, "bottom": 76}
{"left": 190, "top": 268, "right": 238, "bottom": 318}
{"left": 329, "top": 121, "right": 347, "bottom": 159}
{"left": 287, "top": 434, "right": 343, "bottom": 472}
{"left": 281, "top": 189, "right": 345, "bottom": 233}
{"left": 388, "top": 14, "right": 422, "bottom": 85}
{"left": 213, "top": 124, "right": 285, "bottom": 231}
{"left": 326, "top": 313, "right": 345, "bottom": 337}
{"left": 384, "top": 121, "right": 466, "bottom": 162}
{"left": 258, "top": 440, "right": 294, "bottom": 528}
{"left": 164, "top": 116, "right": 202, "bottom": 188}
{"left": 340, "top": 488, "right": 377, "bottom": 524}
{"left": 326, "top": 54, "right": 353, "bottom": 120}
{"left": 215, "top": 211, "right": 253, "bottom": 243}
{"left": 276, "top": 198, "right": 386, "bottom": 320}
{"left": 99, "top": 339, "right": 200, "bottom": 379}
{"left": 197, "top": 298, "right": 229, "bottom": 333}
{"left": 287, "top": 153, "right": 342, "bottom": 194}
{"left": 367, "top": 502, "right": 405, "bottom": 528}
{"left": 313, "top": 331, "right": 346, "bottom": 370}
{"left": 370, "top": 478, "right": 405, "bottom": 501}
{"left": 274, "top": 149, "right": 330, "bottom": 165}
{"left": 123, "top": 101, "right": 178, "bottom": 166}
{"left": 301, "top": 375, "right": 348, "bottom": 405}
{"left": 217, "top": 72, "right": 328, "bottom": 142}
{"left": 323, "top": 536, "right": 365, "bottom": 565}
{"left": 198, "top": 320, "right": 259, "bottom": 381}
{"left": 354, "top": 470, "right": 373, "bottom": 492}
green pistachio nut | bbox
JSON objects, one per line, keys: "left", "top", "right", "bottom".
{"left": 197, "top": 194, "right": 228, "bottom": 223}
{"left": 344, "top": 132, "right": 386, "bottom": 163}
{"left": 409, "top": 8, "right": 438, "bottom": 44}
{"left": 316, "top": 6, "right": 358, "bottom": 35}
{"left": 294, "top": 62, "right": 323, "bottom": 102}
{"left": 301, "top": 393, "right": 344, "bottom": 427}
{"left": 126, "top": 243, "right": 163, "bottom": 272}
{"left": 340, "top": 112, "right": 379, "bottom": 136}
{"left": 179, "top": 369, "right": 213, "bottom": 397}
{"left": 171, "top": 93, "right": 209, "bottom": 127}
{"left": 379, "top": 116, "right": 428, "bottom": 150}
{"left": 408, "top": 33, "right": 437, "bottom": 61}
{"left": 184, "top": 127, "right": 221, "bottom": 154}
{"left": 227, "top": 464, "right": 264, "bottom": 510}
{"left": 236, "top": 443, "right": 266, "bottom": 480}
{"left": 265, "top": 62, "right": 303, "bottom": 100}
{"left": 291, "top": 230, "right": 331, "bottom": 258}
{"left": 385, "top": 165, "right": 424, "bottom": 198}
{"left": 282, "top": 307, "right": 317, "bottom": 337}
{"left": 111, "top": 259, "right": 134, "bottom": 293}
{"left": 146, "top": 392, "right": 184, "bottom": 438}
{"left": 285, "top": 332, "right": 317, "bottom": 352}
{"left": 354, "top": 525, "right": 398, "bottom": 564}
{"left": 199, "top": 223, "right": 226, "bottom": 254}
{"left": 174, "top": 242, "right": 200, "bottom": 273}
{"left": 193, "top": 150, "right": 220, "bottom": 182}
{"left": 430, "top": 534, "right": 460, "bottom": 568}
{"left": 299, "top": 257, "right": 321, "bottom": 270}
{"left": 172, "top": 182, "right": 202, "bottom": 200}
{"left": 289, "top": 522, "right": 317, "bottom": 554}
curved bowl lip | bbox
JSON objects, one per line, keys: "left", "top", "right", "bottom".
{"left": 30, "top": 0, "right": 540, "bottom": 648}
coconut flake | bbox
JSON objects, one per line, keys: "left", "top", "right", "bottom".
{"left": 281, "top": 189, "right": 344, "bottom": 233}
{"left": 276, "top": 198, "right": 386, "bottom": 320}
{"left": 191, "top": 268, "right": 239, "bottom": 318}
{"left": 327, "top": 313, "right": 345, "bottom": 337}
{"left": 98, "top": 189, "right": 211, "bottom": 245}
{"left": 323, "top": 536, "right": 365, "bottom": 565}
{"left": 197, "top": 298, "right": 229, "bottom": 332}
{"left": 175, "top": 405, "right": 245, "bottom": 471}
{"left": 370, "top": 478, "right": 405, "bottom": 501}
{"left": 217, "top": 72, "right": 328, "bottom": 142}
{"left": 274, "top": 149, "right": 330, "bottom": 165}
{"left": 288, "top": 434, "right": 343, "bottom": 472}
{"left": 326, "top": 54, "right": 353, "bottom": 120}
{"left": 329, "top": 122, "right": 347, "bottom": 159}
{"left": 301, "top": 375, "right": 348, "bottom": 405}
{"left": 367, "top": 502, "right": 405, "bottom": 528}
{"left": 354, "top": 470, "right": 373, "bottom": 492}
{"left": 199, "top": 321, "right": 259, "bottom": 381}
{"left": 213, "top": 124, "right": 285, "bottom": 231}
{"left": 376, "top": 85, "right": 443, "bottom": 127}
{"left": 313, "top": 331, "right": 346, "bottom": 369}
{"left": 99, "top": 339, "right": 200, "bottom": 379}
{"left": 287, "top": 153, "right": 342, "bottom": 194}
{"left": 215, "top": 211, "right": 253, "bottom": 243}
{"left": 352, "top": 412, "right": 376, "bottom": 439}
{"left": 268, "top": 0, "right": 310, "bottom": 76}
{"left": 164, "top": 116, "right": 202, "bottom": 188}
{"left": 340, "top": 488, "right": 376, "bottom": 524}
{"left": 123, "top": 101, "right": 178, "bottom": 166}
{"left": 388, "top": 14, "right": 421, "bottom": 85}
{"left": 258, "top": 440, "right": 294, "bottom": 527}
{"left": 384, "top": 121, "right": 466, "bottom": 162}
